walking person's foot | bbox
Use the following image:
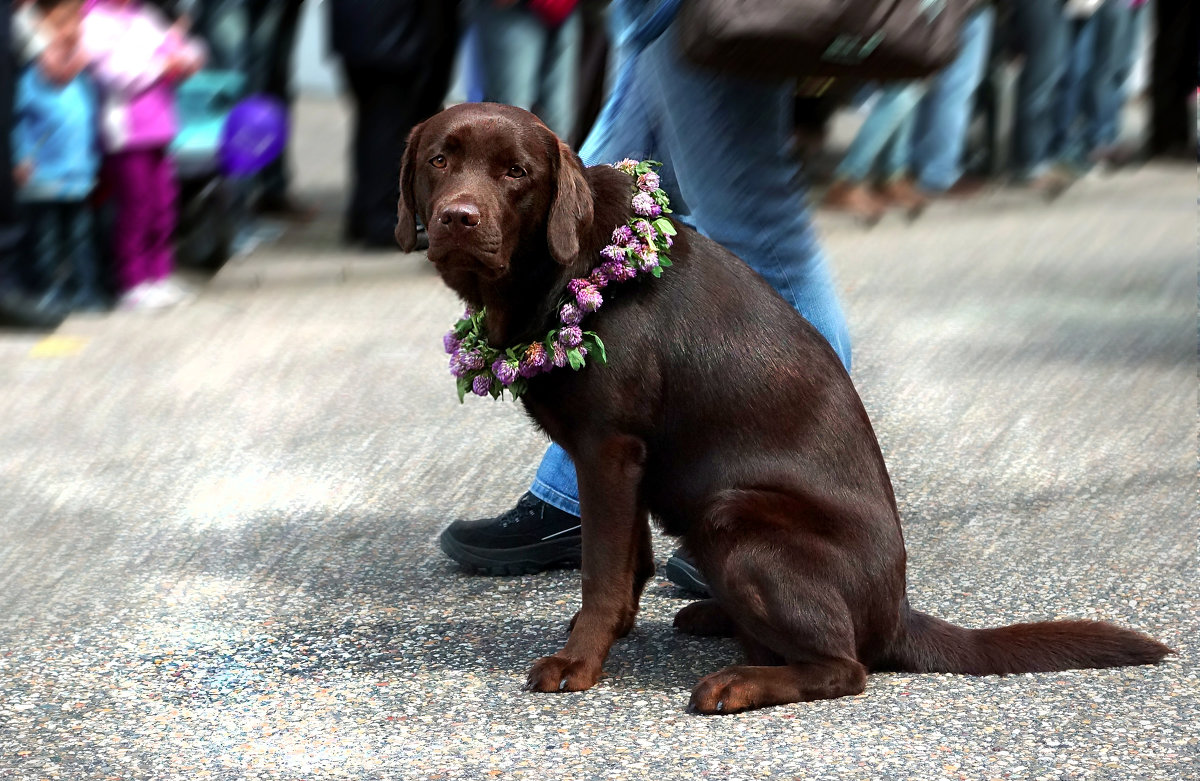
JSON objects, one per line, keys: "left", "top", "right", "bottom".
{"left": 439, "top": 492, "right": 583, "bottom": 575}
{"left": 821, "top": 181, "right": 886, "bottom": 226}
{"left": 878, "top": 176, "right": 929, "bottom": 220}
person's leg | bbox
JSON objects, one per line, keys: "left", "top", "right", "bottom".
{"left": 1087, "top": 1, "right": 1136, "bottom": 154}
{"left": 643, "top": 26, "right": 851, "bottom": 368}
{"left": 473, "top": 4, "right": 545, "bottom": 114}
{"left": 106, "top": 151, "right": 157, "bottom": 294}
{"left": 1010, "top": 0, "right": 1071, "bottom": 177}
{"left": 833, "top": 86, "right": 923, "bottom": 184}
{"left": 876, "top": 91, "right": 930, "bottom": 217}
{"left": 1053, "top": 16, "right": 1097, "bottom": 169}
{"left": 912, "top": 6, "right": 997, "bottom": 192}
{"left": 147, "top": 148, "right": 179, "bottom": 283}
{"left": 535, "top": 11, "right": 582, "bottom": 140}
{"left": 65, "top": 201, "right": 103, "bottom": 309}
{"left": 1148, "top": 0, "right": 1197, "bottom": 156}
{"left": 255, "top": 0, "right": 306, "bottom": 211}
{"left": 24, "top": 203, "right": 66, "bottom": 302}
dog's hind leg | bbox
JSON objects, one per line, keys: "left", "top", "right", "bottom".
{"left": 685, "top": 489, "right": 870, "bottom": 713}
{"left": 674, "top": 599, "right": 737, "bottom": 637}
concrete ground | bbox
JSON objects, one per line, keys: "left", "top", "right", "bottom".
{"left": 0, "top": 97, "right": 1195, "bottom": 780}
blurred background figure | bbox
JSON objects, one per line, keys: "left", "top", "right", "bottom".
{"left": 468, "top": 0, "right": 581, "bottom": 140}
{"left": 822, "top": 82, "right": 929, "bottom": 224}
{"left": 1148, "top": 0, "right": 1198, "bottom": 159}
{"left": 245, "top": 0, "right": 311, "bottom": 220}
{"left": 84, "top": 0, "right": 206, "bottom": 311}
{"left": 13, "top": 0, "right": 105, "bottom": 313}
{"left": 1, "top": 0, "right": 68, "bottom": 328}
{"left": 329, "top": 0, "right": 459, "bottom": 249}
{"left": 909, "top": 0, "right": 996, "bottom": 197}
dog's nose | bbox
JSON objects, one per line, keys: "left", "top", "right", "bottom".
{"left": 438, "top": 203, "right": 481, "bottom": 229}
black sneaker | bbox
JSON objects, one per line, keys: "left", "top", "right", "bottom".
{"left": 664, "top": 548, "right": 710, "bottom": 596}
{"left": 439, "top": 492, "right": 582, "bottom": 575}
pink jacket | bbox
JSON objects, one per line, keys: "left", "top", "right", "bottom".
{"left": 82, "top": 1, "right": 203, "bottom": 153}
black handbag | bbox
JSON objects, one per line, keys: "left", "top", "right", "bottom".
{"left": 676, "top": 0, "right": 968, "bottom": 82}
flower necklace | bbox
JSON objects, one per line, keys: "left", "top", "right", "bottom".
{"left": 444, "top": 159, "right": 677, "bottom": 402}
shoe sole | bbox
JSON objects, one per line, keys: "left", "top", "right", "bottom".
{"left": 438, "top": 529, "right": 582, "bottom": 576}
{"left": 664, "top": 555, "right": 710, "bottom": 596}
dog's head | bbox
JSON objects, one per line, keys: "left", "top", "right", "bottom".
{"left": 395, "top": 103, "right": 594, "bottom": 288}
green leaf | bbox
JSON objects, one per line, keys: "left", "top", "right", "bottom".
{"left": 456, "top": 377, "right": 469, "bottom": 404}
{"left": 589, "top": 333, "right": 607, "bottom": 363}
{"left": 567, "top": 349, "right": 584, "bottom": 370}
{"left": 651, "top": 267, "right": 663, "bottom": 278}
{"left": 653, "top": 218, "right": 676, "bottom": 236}
{"left": 658, "top": 256, "right": 673, "bottom": 268}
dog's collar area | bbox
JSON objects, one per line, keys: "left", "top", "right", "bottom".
{"left": 445, "top": 159, "right": 678, "bottom": 402}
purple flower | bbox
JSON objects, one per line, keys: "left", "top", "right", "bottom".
{"left": 551, "top": 342, "right": 568, "bottom": 368}
{"left": 519, "top": 343, "right": 549, "bottom": 377}
{"left": 449, "top": 352, "right": 468, "bottom": 378}
{"left": 443, "top": 332, "right": 461, "bottom": 354}
{"left": 471, "top": 374, "right": 492, "bottom": 396}
{"left": 633, "top": 219, "right": 656, "bottom": 240}
{"left": 575, "top": 285, "right": 603, "bottom": 313}
{"left": 492, "top": 358, "right": 519, "bottom": 386}
{"left": 613, "top": 158, "right": 638, "bottom": 175}
{"left": 635, "top": 245, "right": 659, "bottom": 271}
{"left": 588, "top": 268, "right": 609, "bottom": 289}
{"left": 463, "top": 306, "right": 476, "bottom": 318}
{"left": 664, "top": 234, "right": 673, "bottom": 248}
{"left": 567, "top": 278, "right": 590, "bottom": 296}
{"left": 611, "top": 225, "right": 634, "bottom": 246}
{"left": 559, "top": 303, "right": 583, "bottom": 325}
{"left": 637, "top": 171, "right": 660, "bottom": 192}
{"left": 558, "top": 325, "right": 583, "bottom": 348}
{"left": 459, "top": 350, "right": 485, "bottom": 371}
{"left": 602, "top": 259, "right": 637, "bottom": 282}
{"left": 631, "top": 192, "right": 662, "bottom": 217}
{"left": 600, "top": 244, "right": 625, "bottom": 263}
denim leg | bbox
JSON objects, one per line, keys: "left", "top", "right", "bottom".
{"left": 24, "top": 203, "right": 63, "bottom": 297}
{"left": 65, "top": 203, "right": 100, "bottom": 306}
{"left": 1011, "top": 0, "right": 1070, "bottom": 177}
{"left": 535, "top": 12, "right": 582, "bottom": 139}
{"left": 531, "top": 445, "right": 582, "bottom": 516}
{"left": 1088, "top": 2, "right": 1138, "bottom": 149}
{"left": 834, "top": 84, "right": 926, "bottom": 183}
{"left": 474, "top": 6, "right": 547, "bottom": 120}
{"left": 880, "top": 95, "right": 924, "bottom": 180}
{"left": 912, "top": 7, "right": 996, "bottom": 191}
{"left": 1054, "top": 17, "right": 1098, "bottom": 167}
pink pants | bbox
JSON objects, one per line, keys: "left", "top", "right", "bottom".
{"left": 105, "top": 147, "right": 177, "bottom": 292}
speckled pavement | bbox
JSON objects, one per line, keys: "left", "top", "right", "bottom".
{"left": 1, "top": 99, "right": 1195, "bottom": 780}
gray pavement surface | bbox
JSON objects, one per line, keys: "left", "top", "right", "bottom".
{"left": 1, "top": 98, "right": 1196, "bottom": 780}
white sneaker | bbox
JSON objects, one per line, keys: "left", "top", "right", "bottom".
{"left": 149, "top": 278, "right": 196, "bottom": 307}
{"left": 116, "top": 282, "right": 169, "bottom": 311}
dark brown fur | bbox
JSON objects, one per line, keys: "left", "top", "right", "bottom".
{"left": 396, "top": 103, "right": 1172, "bottom": 715}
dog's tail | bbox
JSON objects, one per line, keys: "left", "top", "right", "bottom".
{"left": 885, "top": 606, "right": 1172, "bottom": 676}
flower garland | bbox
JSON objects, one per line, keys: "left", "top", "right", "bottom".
{"left": 444, "top": 159, "right": 677, "bottom": 402}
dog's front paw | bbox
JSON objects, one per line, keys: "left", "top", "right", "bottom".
{"left": 524, "top": 655, "right": 601, "bottom": 693}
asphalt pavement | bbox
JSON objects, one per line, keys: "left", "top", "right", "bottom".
{"left": 0, "top": 97, "right": 1196, "bottom": 780}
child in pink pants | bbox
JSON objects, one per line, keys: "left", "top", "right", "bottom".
{"left": 83, "top": 0, "right": 204, "bottom": 310}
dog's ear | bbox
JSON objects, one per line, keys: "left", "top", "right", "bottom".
{"left": 547, "top": 139, "right": 594, "bottom": 265}
{"left": 394, "top": 122, "right": 424, "bottom": 252}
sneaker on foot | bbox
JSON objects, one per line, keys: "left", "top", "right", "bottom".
{"left": 439, "top": 492, "right": 582, "bottom": 575}
{"left": 116, "top": 282, "right": 169, "bottom": 311}
{"left": 664, "top": 548, "right": 710, "bottom": 596}
{"left": 150, "top": 278, "right": 195, "bottom": 307}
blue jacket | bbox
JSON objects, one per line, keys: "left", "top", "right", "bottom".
{"left": 13, "top": 66, "right": 99, "bottom": 201}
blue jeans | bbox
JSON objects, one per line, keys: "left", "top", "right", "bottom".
{"left": 1056, "top": 0, "right": 1141, "bottom": 162}
{"left": 471, "top": 3, "right": 581, "bottom": 139}
{"left": 834, "top": 84, "right": 927, "bottom": 182}
{"left": 529, "top": 2, "right": 852, "bottom": 517}
{"left": 911, "top": 7, "right": 996, "bottom": 191}
{"left": 1012, "top": 0, "right": 1071, "bottom": 177}
{"left": 22, "top": 200, "right": 100, "bottom": 307}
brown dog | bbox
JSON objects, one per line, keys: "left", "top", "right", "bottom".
{"left": 396, "top": 103, "right": 1171, "bottom": 714}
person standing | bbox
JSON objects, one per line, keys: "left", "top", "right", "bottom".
{"left": 470, "top": 0, "right": 581, "bottom": 140}
{"left": 330, "top": 0, "right": 459, "bottom": 249}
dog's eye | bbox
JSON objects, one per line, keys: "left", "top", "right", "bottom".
{"left": 506, "top": 166, "right": 527, "bottom": 179}
{"left": 430, "top": 155, "right": 447, "bottom": 169}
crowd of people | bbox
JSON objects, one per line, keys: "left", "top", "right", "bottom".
{"left": 0, "top": 0, "right": 1194, "bottom": 342}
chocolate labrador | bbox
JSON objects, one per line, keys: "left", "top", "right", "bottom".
{"left": 395, "top": 103, "right": 1170, "bottom": 714}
